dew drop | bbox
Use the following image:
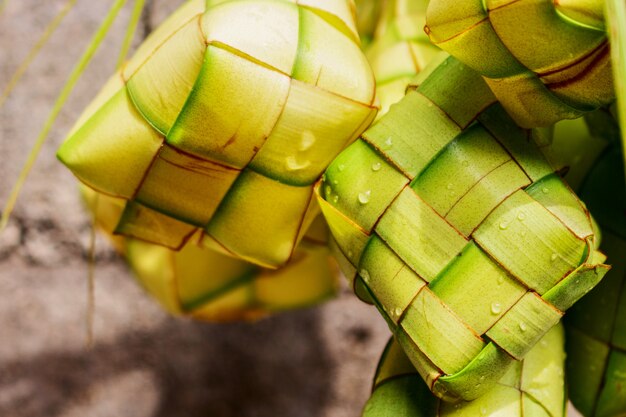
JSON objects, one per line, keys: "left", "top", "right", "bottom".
{"left": 542, "top": 187, "right": 549, "bottom": 194}
{"left": 286, "top": 156, "right": 311, "bottom": 171}
{"left": 499, "top": 222, "right": 508, "bottom": 230}
{"left": 517, "top": 211, "right": 526, "bottom": 221}
{"left": 371, "top": 162, "right": 382, "bottom": 172}
{"left": 325, "top": 185, "right": 332, "bottom": 197}
{"left": 480, "top": 406, "right": 487, "bottom": 415}
{"left": 394, "top": 307, "right": 403, "bottom": 318}
{"left": 497, "top": 276, "right": 504, "bottom": 285}
{"left": 338, "top": 164, "right": 345, "bottom": 172}
{"left": 519, "top": 322, "right": 527, "bottom": 332}
{"left": 299, "top": 130, "right": 316, "bottom": 151}
{"left": 333, "top": 179, "right": 339, "bottom": 185}
{"left": 360, "top": 269, "right": 370, "bottom": 282}
{"left": 446, "top": 183, "right": 453, "bottom": 190}
{"left": 333, "top": 195, "right": 339, "bottom": 204}
{"left": 385, "top": 137, "right": 393, "bottom": 148}
{"left": 358, "top": 190, "right": 371, "bottom": 204}
{"left": 550, "top": 253, "right": 558, "bottom": 262}
{"left": 347, "top": 250, "right": 353, "bottom": 258}
{"left": 491, "top": 302, "right": 502, "bottom": 314}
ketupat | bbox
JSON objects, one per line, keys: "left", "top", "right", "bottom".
{"left": 354, "top": 0, "right": 383, "bottom": 47}
{"left": 57, "top": 0, "right": 378, "bottom": 268}
{"left": 317, "top": 54, "right": 609, "bottom": 401}
{"left": 555, "top": 113, "right": 626, "bottom": 417}
{"left": 425, "top": 0, "right": 614, "bottom": 128}
{"left": 81, "top": 185, "right": 338, "bottom": 322}
{"left": 363, "top": 324, "right": 566, "bottom": 416}
{"left": 365, "top": 0, "right": 439, "bottom": 118}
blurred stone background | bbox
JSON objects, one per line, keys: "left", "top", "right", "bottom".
{"left": 0, "top": 1, "right": 583, "bottom": 416}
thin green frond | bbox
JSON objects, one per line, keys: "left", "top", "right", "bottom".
{"left": 116, "top": 0, "right": 147, "bottom": 70}
{"left": 0, "top": 0, "right": 127, "bottom": 231}
{"left": 0, "top": 0, "right": 79, "bottom": 108}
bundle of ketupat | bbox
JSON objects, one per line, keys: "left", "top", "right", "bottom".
{"left": 81, "top": 185, "right": 338, "bottom": 322}
{"left": 317, "top": 53, "right": 608, "bottom": 401}
{"left": 46, "top": 0, "right": 626, "bottom": 411}
{"left": 57, "top": 0, "right": 378, "bottom": 269}
{"left": 364, "top": 324, "right": 566, "bottom": 416}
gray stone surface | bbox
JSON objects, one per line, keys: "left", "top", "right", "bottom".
{"left": 0, "top": 1, "right": 585, "bottom": 416}
{"left": 0, "top": 1, "right": 390, "bottom": 416}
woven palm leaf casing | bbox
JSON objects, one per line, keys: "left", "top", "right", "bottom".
{"left": 81, "top": 186, "right": 338, "bottom": 322}
{"left": 57, "top": 0, "right": 378, "bottom": 269}
{"left": 363, "top": 324, "right": 566, "bottom": 416}
{"left": 365, "top": 0, "right": 439, "bottom": 118}
{"left": 316, "top": 54, "right": 609, "bottom": 401}
{"left": 561, "top": 117, "right": 626, "bottom": 417}
{"left": 424, "top": 0, "right": 614, "bottom": 128}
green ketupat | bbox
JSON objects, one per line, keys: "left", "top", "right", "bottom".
{"left": 316, "top": 54, "right": 609, "bottom": 401}
{"left": 363, "top": 324, "right": 566, "bottom": 417}
{"left": 555, "top": 113, "right": 626, "bottom": 417}
{"left": 365, "top": 0, "right": 439, "bottom": 118}
{"left": 57, "top": 0, "right": 377, "bottom": 268}
{"left": 81, "top": 185, "right": 338, "bottom": 322}
{"left": 424, "top": 0, "right": 613, "bottom": 128}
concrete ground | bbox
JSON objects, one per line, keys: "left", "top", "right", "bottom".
{"left": 0, "top": 1, "right": 582, "bottom": 416}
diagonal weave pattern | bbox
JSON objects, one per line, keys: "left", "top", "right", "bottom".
{"left": 57, "top": 0, "right": 377, "bottom": 268}
{"left": 364, "top": 324, "right": 566, "bottom": 416}
{"left": 424, "top": 0, "right": 614, "bottom": 128}
{"left": 316, "top": 55, "right": 609, "bottom": 402}
{"left": 81, "top": 185, "right": 338, "bottom": 322}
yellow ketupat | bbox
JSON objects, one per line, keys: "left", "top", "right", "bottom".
{"left": 365, "top": 0, "right": 439, "bottom": 117}
{"left": 81, "top": 185, "right": 339, "bottom": 322}
{"left": 57, "top": 0, "right": 378, "bottom": 269}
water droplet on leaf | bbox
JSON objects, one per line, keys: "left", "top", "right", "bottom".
{"left": 358, "top": 190, "right": 371, "bottom": 204}
{"left": 491, "top": 302, "right": 502, "bottom": 314}
{"left": 360, "top": 269, "right": 370, "bottom": 282}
